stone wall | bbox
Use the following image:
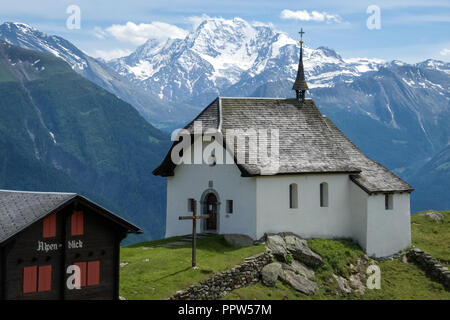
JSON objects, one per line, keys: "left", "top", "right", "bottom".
{"left": 407, "top": 248, "right": 450, "bottom": 290}
{"left": 169, "top": 252, "right": 272, "bottom": 300}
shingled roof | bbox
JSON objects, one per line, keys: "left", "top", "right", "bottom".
{"left": 153, "top": 97, "right": 413, "bottom": 194}
{"left": 0, "top": 190, "right": 140, "bottom": 244}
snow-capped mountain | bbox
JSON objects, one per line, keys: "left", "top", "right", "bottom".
{"left": 0, "top": 22, "right": 199, "bottom": 129}
{"left": 110, "top": 16, "right": 450, "bottom": 213}
{"left": 109, "top": 17, "right": 383, "bottom": 105}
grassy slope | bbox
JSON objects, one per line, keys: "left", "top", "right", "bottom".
{"left": 119, "top": 235, "right": 265, "bottom": 300}
{"left": 120, "top": 211, "right": 450, "bottom": 300}
{"left": 411, "top": 211, "right": 450, "bottom": 262}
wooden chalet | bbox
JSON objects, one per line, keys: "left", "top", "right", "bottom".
{"left": 0, "top": 190, "right": 140, "bottom": 300}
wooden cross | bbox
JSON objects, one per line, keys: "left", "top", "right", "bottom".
{"left": 179, "top": 200, "right": 210, "bottom": 268}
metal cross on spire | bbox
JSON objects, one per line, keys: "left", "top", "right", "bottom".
{"left": 292, "top": 27, "right": 309, "bottom": 102}
{"left": 299, "top": 28, "right": 305, "bottom": 41}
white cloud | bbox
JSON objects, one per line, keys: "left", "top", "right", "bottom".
{"left": 440, "top": 48, "right": 450, "bottom": 56}
{"left": 101, "top": 21, "right": 188, "bottom": 45}
{"left": 90, "top": 49, "right": 133, "bottom": 61}
{"left": 280, "top": 9, "right": 342, "bottom": 24}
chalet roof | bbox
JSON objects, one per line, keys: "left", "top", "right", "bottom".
{"left": 0, "top": 190, "right": 140, "bottom": 244}
{"left": 153, "top": 97, "right": 413, "bottom": 194}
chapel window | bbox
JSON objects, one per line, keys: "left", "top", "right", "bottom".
{"left": 385, "top": 194, "right": 394, "bottom": 210}
{"left": 289, "top": 184, "right": 298, "bottom": 209}
{"left": 320, "top": 182, "right": 328, "bottom": 207}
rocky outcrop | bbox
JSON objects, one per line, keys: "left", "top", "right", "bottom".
{"left": 263, "top": 234, "right": 321, "bottom": 295}
{"left": 284, "top": 235, "right": 323, "bottom": 267}
{"left": 281, "top": 269, "right": 319, "bottom": 295}
{"left": 281, "top": 260, "right": 315, "bottom": 280}
{"left": 349, "top": 274, "right": 365, "bottom": 294}
{"left": 261, "top": 262, "right": 282, "bottom": 287}
{"left": 333, "top": 274, "right": 352, "bottom": 295}
{"left": 266, "top": 235, "right": 289, "bottom": 262}
{"left": 419, "top": 212, "right": 444, "bottom": 223}
{"left": 266, "top": 234, "right": 323, "bottom": 267}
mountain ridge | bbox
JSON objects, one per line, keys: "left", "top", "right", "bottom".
{"left": 0, "top": 40, "right": 170, "bottom": 241}
{"left": 0, "top": 22, "right": 200, "bottom": 130}
{"left": 109, "top": 17, "right": 385, "bottom": 106}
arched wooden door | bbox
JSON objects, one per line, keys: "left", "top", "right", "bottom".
{"left": 205, "top": 193, "right": 217, "bottom": 231}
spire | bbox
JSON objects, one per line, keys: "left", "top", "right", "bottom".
{"left": 292, "top": 28, "right": 309, "bottom": 102}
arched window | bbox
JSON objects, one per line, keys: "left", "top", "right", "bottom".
{"left": 289, "top": 183, "right": 298, "bottom": 209}
{"left": 320, "top": 182, "right": 328, "bottom": 207}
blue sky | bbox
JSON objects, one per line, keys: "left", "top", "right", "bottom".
{"left": 1, "top": 0, "right": 449, "bottom": 62}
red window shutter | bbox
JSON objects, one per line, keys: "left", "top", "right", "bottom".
{"left": 38, "top": 265, "right": 52, "bottom": 292}
{"left": 74, "top": 262, "right": 87, "bottom": 287}
{"left": 71, "top": 211, "right": 84, "bottom": 236}
{"left": 87, "top": 261, "right": 100, "bottom": 286}
{"left": 23, "top": 266, "right": 37, "bottom": 294}
{"left": 43, "top": 213, "right": 56, "bottom": 238}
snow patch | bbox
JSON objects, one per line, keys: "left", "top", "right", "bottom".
{"left": 49, "top": 131, "right": 56, "bottom": 144}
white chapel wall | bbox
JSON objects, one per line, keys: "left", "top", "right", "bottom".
{"left": 255, "top": 173, "right": 353, "bottom": 240}
{"left": 349, "top": 181, "right": 369, "bottom": 251}
{"left": 365, "top": 192, "right": 411, "bottom": 257}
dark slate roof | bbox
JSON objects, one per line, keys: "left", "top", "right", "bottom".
{"left": 153, "top": 97, "right": 413, "bottom": 193}
{"left": 0, "top": 190, "right": 140, "bottom": 244}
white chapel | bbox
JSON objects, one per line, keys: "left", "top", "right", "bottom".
{"left": 153, "top": 34, "right": 413, "bottom": 258}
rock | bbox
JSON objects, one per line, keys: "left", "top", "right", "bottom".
{"left": 281, "top": 270, "right": 319, "bottom": 295}
{"left": 356, "top": 258, "right": 366, "bottom": 271}
{"left": 224, "top": 234, "right": 254, "bottom": 247}
{"left": 281, "top": 260, "right": 315, "bottom": 279}
{"left": 349, "top": 274, "right": 365, "bottom": 294}
{"left": 119, "top": 296, "right": 126, "bottom": 300}
{"left": 402, "top": 255, "right": 408, "bottom": 264}
{"left": 119, "top": 262, "right": 129, "bottom": 267}
{"left": 284, "top": 235, "right": 322, "bottom": 267}
{"left": 333, "top": 274, "right": 352, "bottom": 295}
{"left": 420, "top": 211, "right": 444, "bottom": 222}
{"left": 261, "top": 262, "right": 282, "bottom": 287}
{"left": 266, "top": 235, "right": 288, "bottom": 261}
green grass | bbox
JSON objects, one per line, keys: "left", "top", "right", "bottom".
{"left": 120, "top": 211, "right": 450, "bottom": 300}
{"left": 308, "top": 239, "right": 364, "bottom": 278}
{"left": 411, "top": 211, "right": 450, "bottom": 261}
{"left": 361, "top": 259, "right": 450, "bottom": 300}
{"left": 119, "top": 235, "right": 265, "bottom": 300}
